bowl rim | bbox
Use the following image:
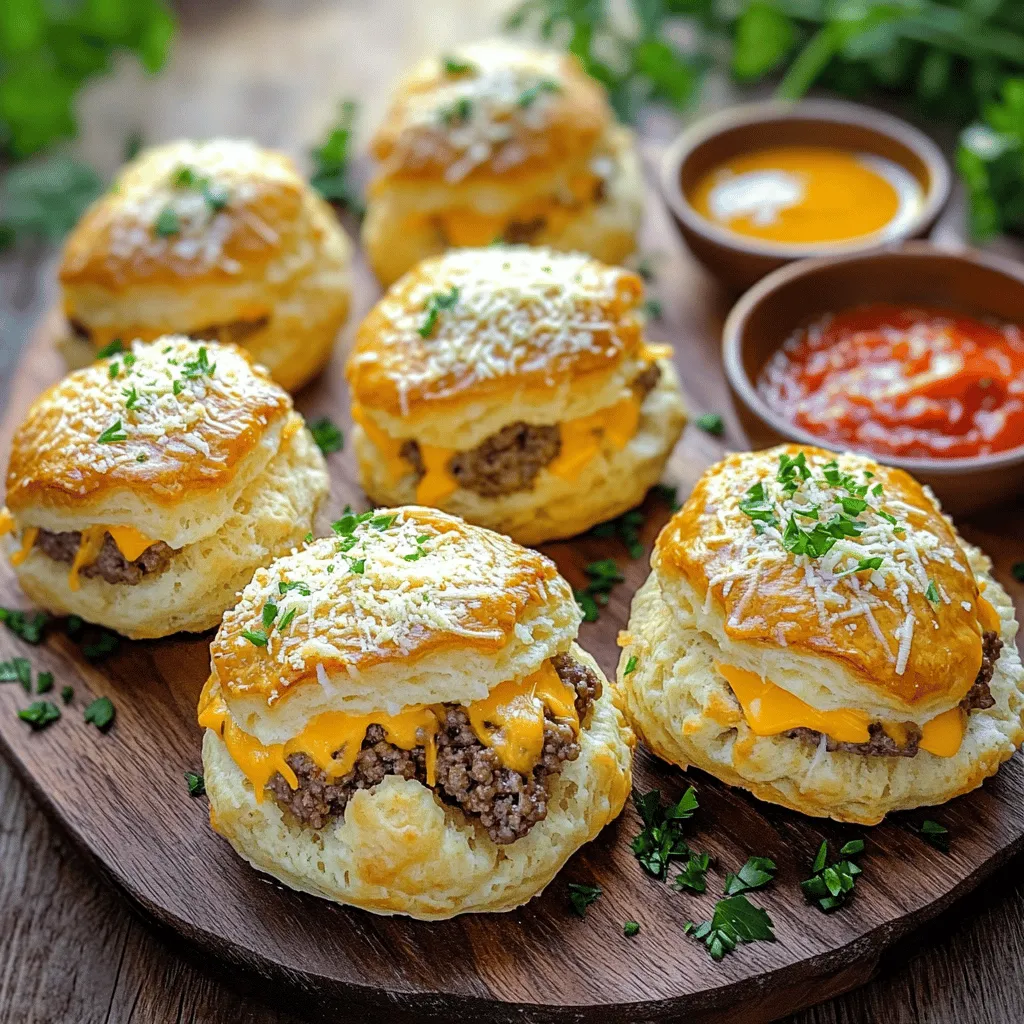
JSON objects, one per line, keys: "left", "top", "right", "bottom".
{"left": 721, "top": 240, "right": 1024, "bottom": 476}
{"left": 659, "top": 98, "right": 952, "bottom": 260}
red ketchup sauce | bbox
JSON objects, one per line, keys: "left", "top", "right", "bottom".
{"left": 758, "top": 303, "right": 1024, "bottom": 459}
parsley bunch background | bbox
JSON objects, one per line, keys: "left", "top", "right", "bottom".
{"left": 0, "top": 0, "right": 176, "bottom": 248}
{"left": 506, "top": 0, "right": 1024, "bottom": 241}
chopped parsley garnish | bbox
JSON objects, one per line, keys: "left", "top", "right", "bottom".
{"left": 672, "top": 851, "right": 712, "bottom": 893}
{"left": 108, "top": 361, "right": 120, "bottom": 380}
{"left": 684, "top": 895, "right": 775, "bottom": 961}
{"left": 417, "top": 285, "right": 460, "bottom": 337}
{"left": 567, "top": 882, "right": 602, "bottom": 918}
{"left": 95, "top": 339, "right": 124, "bottom": 358}
{"left": 172, "top": 379, "right": 185, "bottom": 396}
{"left": 643, "top": 297, "right": 663, "bottom": 320}
{"left": 84, "top": 696, "right": 115, "bottom": 731}
{"left": 517, "top": 78, "right": 561, "bottom": 107}
{"left": 18, "top": 700, "right": 60, "bottom": 730}
{"left": 623, "top": 655, "right": 638, "bottom": 676}
{"left": 61, "top": 685, "right": 74, "bottom": 704}
{"left": 97, "top": 419, "right": 127, "bottom": 443}
{"left": 122, "top": 385, "right": 141, "bottom": 410}
{"left": 652, "top": 483, "right": 680, "bottom": 512}
{"left": 0, "top": 657, "right": 31, "bottom": 690}
{"left": 185, "top": 770, "right": 206, "bottom": 797}
{"left": 801, "top": 839, "right": 865, "bottom": 912}
{"left": 838, "top": 556, "right": 884, "bottom": 577}
{"left": 242, "top": 628, "right": 269, "bottom": 647}
{"left": 630, "top": 787, "right": 698, "bottom": 880}
{"left": 279, "top": 580, "right": 311, "bottom": 596}
{"left": 403, "top": 534, "right": 430, "bottom": 561}
{"left": 181, "top": 345, "right": 215, "bottom": 380}
{"left": 262, "top": 602, "right": 278, "bottom": 629}
{"left": 623, "top": 920, "right": 640, "bottom": 937}
{"left": 1013, "top": 562, "right": 1024, "bottom": 583}
{"left": 777, "top": 451, "right": 811, "bottom": 494}
{"left": 173, "top": 165, "right": 198, "bottom": 187}
{"left": 442, "top": 55, "right": 475, "bottom": 75}
{"left": 154, "top": 206, "right": 180, "bottom": 237}
{"left": 914, "top": 819, "right": 950, "bottom": 852}
{"left": 310, "top": 417, "right": 344, "bottom": 455}
{"left": 172, "top": 165, "right": 230, "bottom": 213}
{"left": 348, "top": 558, "right": 366, "bottom": 574}
{"left": 278, "top": 608, "right": 297, "bottom": 631}
{"left": 574, "top": 558, "right": 624, "bottom": 621}
{"left": 695, "top": 413, "right": 724, "bottom": 436}
{"left": 925, "top": 580, "right": 940, "bottom": 603}
{"left": 591, "top": 508, "right": 645, "bottom": 558}
{"left": 439, "top": 96, "right": 473, "bottom": 125}
{"left": 36, "top": 671, "right": 54, "bottom": 694}
{"left": 0, "top": 608, "right": 49, "bottom": 644}
{"left": 723, "top": 856, "right": 776, "bottom": 896}
{"left": 82, "top": 631, "right": 119, "bottom": 660}
{"left": 739, "top": 481, "right": 777, "bottom": 527}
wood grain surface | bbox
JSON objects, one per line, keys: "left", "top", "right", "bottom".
{"left": 4, "top": 2, "right": 1024, "bottom": 1023}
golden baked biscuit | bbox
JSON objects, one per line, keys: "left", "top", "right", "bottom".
{"left": 199, "top": 505, "right": 634, "bottom": 919}
{"left": 617, "top": 444, "right": 1024, "bottom": 823}
{"left": 1, "top": 337, "right": 328, "bottom": 638}
{"left": 59, "top": 139, "right": 352, "bottom": 392}
{"left": 346, "top": 246, "right": 686, "bottom": 545}
{"left": 362, "top": 39, "right": 643, "bottom": 286}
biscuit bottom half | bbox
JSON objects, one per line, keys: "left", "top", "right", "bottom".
{"left": 9, "top": 425, "right": 327, "bottom": 639}
{"left": 617, "top": 546, "right": 1024, "bottom": 824}
{"left": 203, "top": 649, "right": 634, "bottom": 919}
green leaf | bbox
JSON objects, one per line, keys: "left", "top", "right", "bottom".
{"left": 310, "top": 99, "right": 362, "bottom": 211}
{"left": 0, "top": 607, "right": 49, "bottom": 643}
{"left": 732, "top": 2, "right": 796, "bottom": 82}
{"left": 35, "top": 670, "right": 53, "bottom": 694}
{"left": 18, "top": 700, "right": 60, "bottom": 729}
{"left": 695, "top": 413, "right": 724, "bottom": 436}
{"left": 184, "top": 770, "right": 205, "bottom": 797}
{"left": 673, "top": 851, "right": 712, "bottom": 893}
{"left": 568, "top": 882, "right": 602, "bottom": 917}
{"left": 712, "top": 894, "right": 775, "bottom": 944}
{"left": 915, "top": 819, "right": 950, "bottom": 852}
{"left": 241, "top": 628, "right": 269, "bottom": 647}
{"left": 633, "top": 38, "right": 697, "bottom": 110}
{"left": 723, "top": 856, "right": 776, "bottom": 896}
{"left": 262, "top": 602, "right": 278, "bottom": 629}
{"left": 84, "top": 695, "right": 115, "bottom": 731}
{"left": 309, "top": 417, "right": 344, "bottom": 455}
{"left": 623, "top": 920, "right": 640, "bottom": 937}
{"left": 623, "top": 655, "right": 638, "bottom": 676}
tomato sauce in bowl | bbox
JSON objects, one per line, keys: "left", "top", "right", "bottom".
{"left": 758, "top": 303, "right": 1024, "bottom": 460}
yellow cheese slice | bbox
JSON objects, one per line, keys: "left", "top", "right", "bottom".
{"left": 918, "top": 707, "right": 966, "bottom": 758}
{"left": 107, "top": 525, "right": 156, "bottom": 562}
{"left": 415, "top": 445, "right": 458, "bottom": 506}
{"left": 0, "top": 508, "right": 15, "bottom": 537}
{"left": 10, "top": 527, "right": 39, "bottom": 567}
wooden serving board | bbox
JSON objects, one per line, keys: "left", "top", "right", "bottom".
{"left": 1, "top": 156, "right": 1024, "bottom": 1024}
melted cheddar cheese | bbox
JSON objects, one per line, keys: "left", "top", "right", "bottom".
{"left": 548, "top": 394, "right": 642, "bottom": 481}
{"left": 978, "top": 594, "right": 1001, "bottom": 634}
{"left": 416, "top": 444, "right": 458, "bottom": 506}
{"left": 199, "top": 660, "right": 580, "bottom": 800}
{"left": 66, "top": 525, "right": 160, "bottom": 591}
{"left": 719, "top": 663, "right": 968, "bottom": 759}
{"left": 0, "top": 508, "right": 15, "bottom": 537}
{"left": 10, "top": 527, "right": 38, "bottom": 567}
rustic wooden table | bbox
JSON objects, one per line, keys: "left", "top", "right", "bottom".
{"left": 3, "top": 2, "right": 1024, "bottom": 1021}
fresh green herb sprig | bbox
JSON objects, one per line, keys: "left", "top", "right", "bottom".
{"left": 84, "top": 696, "right": 116, "bottom": 731}
{"left": 591, "top": 509, "right": 645, "bottom": 559}
{"left": 185, "top": 770, "right": 206, "bottom": 797}
{"left": 630, "top": 787, "right": 698, "bottom": 880}
{"left": 567, "top": 882, "right": 602, "bottom": 918}
{"left": 801, "top": 839, "right": 865, "bottom": 912}
{"left": 914, "top": 819, "right": 950, "bottom": 852}
{"left": 442, "top": 55, "right": 476, "bottom": 76}
{"left": 723, "top": 856, "right": 777, "bottom": 896}
{"left": 0, "top": 657, "right": 32, "bottom": 691}
{"left": 673, "top": 851, "right": 712, "bottom": 894}
{"left": 310, "top": 100, "right": 363, "bottom": 214}
{"left": 574, "top": 558, "right": 624, "bottom": 622}
{"left": 695, "top": 413, "right": 725, "bottom": 436}
{"left": 418, "top": 286, "right": 460, "bottom": 338}
{"left": 310, "top": 417, "right": 344, "bottom": 455}
{"left": 684, "top": 895, "right": 776, "bottom": 962}
{"left": 18, "top": 701, "right": 61, "bottom": 730}
{"left": 0, "top": 608, "right": 49, "bottom": 644}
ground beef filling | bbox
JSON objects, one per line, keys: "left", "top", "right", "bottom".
{"left": 786, "top": 630, "right": 1002, "bottom": 758}
{"left": 34, "top": 529, "right": 174, "bottom": 586}
{"left": 266, "top": 653, "right": 601, "bottom": 843}
{"left": 399, "top": 363, "right": 661, "bottom": 498}
{"left": 66, "top": 316, "right": 269, "bottom": 348}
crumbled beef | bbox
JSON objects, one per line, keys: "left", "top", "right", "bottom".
{"left": 632, "top": 361, "right": 662, "bottom": 399}
{"left": 34, "top": 529, "right": 174, "bottom": 585}
{"left": 960, "top": 630, "right": 1002, "bottom": 712}
{"left": 785, "top": 629, "right": 1004, "bottom": 758}
{"left": 447, "top": 423, "right": 561, "bottom": 498}
{"left": 266, "top": 655, "right": 600, "bottom": 843}
{"left": 396, "top": 364, "right": 659, "bottom": 498}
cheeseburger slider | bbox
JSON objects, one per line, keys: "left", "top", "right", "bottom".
{"left": 1, "top": 338, "right": 328, "bottom": 639}
{"left": 199, "top": 505, "right": 633, "bottom": 919}
{"left": 362, "top": 38, "right": 643, "bottom": 286}
{"left": 618, "top": 445, "right": 1024, "bottom": 824}
{"left": 59, "top": 139, "right": 352, "bottom": 392}
{"left": 346, "top": 246, "right": 686, "bottom": 546}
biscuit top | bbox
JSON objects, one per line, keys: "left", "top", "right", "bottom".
{"left": 369, "top": 39, "right": 610, "bottom": 185}
{"left": 60, "top": 139, "right": 310, "bottom": 291}
{"left": 656, "top": 445, "right": 986, "bottom": 707}
{"left": 211, "top": 506, "right": 575, "bottom": 705}
{"left": 347, "top": 246, "right": 645, "bottom": 416}
{"left": 6, "top": 337, "right": 291, "bottom": 513}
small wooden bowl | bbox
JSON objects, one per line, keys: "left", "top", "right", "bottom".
{"left": 660, "top": 99, "right": 951, "bottom": 291}
{"left": 722, "top": 242, "right": 1024, "bottom": 516}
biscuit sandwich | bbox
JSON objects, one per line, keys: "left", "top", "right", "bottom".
{"left": 617, "top": 444, "right": 1024, "bottom": 824}
{"left": 346, "top": 245, "right": 686, "bottom": 546}
{"left": 199, "top": 505, "right": 633, "bottom": 918}
{"left": 362, "top": 38, "right": 643, "bottom": 286}
{"left": 1, "top": 337, "right": 328, "bottom": 639}
{"left": 59, "top": 139, "right": 352, "bottom": 392}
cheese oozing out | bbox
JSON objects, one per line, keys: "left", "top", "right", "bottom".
{"left": 198, "top": 659, "right": 580, "bottom": 802}
{"left": 718, "top": 659, "right": 978, "bottom": 760}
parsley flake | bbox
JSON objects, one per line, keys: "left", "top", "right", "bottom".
{"left": 439, "top": 96, "right": 473, "bottom": 125}
{"left": 97, "top": 419, "right": 127, "bottom": 443}
{"left": 914, "top": 819, "right": 950, "bottom": 852}
{"left": 84, "top": 696, "right": 115, "bottom": 731}
{"left": 801, "top": 839, "right": 865, "bottom": 911}
{"left": 695, "top": 412, "right": 724, "bottom": 436}
{"left": 567, "top": 882, "right": 601, "bottom": 918}
{"left": 262, "top": 603, "right": 278, "bottom": 629}
{"left": 623, "top": 655, "right": 638, "bottom": 675}
{"left": 154, "top": 206, "right": 180, "bottom": 237}
{"left": 673, "top": 851, "right": 712, "bottom": 893}
{"left": 185, "top": 770, "right": 206, "bottom": 797}
{"left": 35, "top": 671, "right": 54, "bottom": 694}
{"left": 0, "top": 608, "right": 49, "bottom": 644}
{"left": 418, "top": 285, "right": 460, "bottom": 337}
{"left": 925, "top": 580, "right": 940, "bottom": 603}
{"left": 242, "top": 628, "right": 269, "bottom": 647}
{"left": 310, "top": 417, "right": 344, "bottom": 455}
{"left": 723, "top": 856, "right": 776, "bottom": 896}
{"left": 631, "top": 787, "right": 698, "bottom": 879}
{"left": 0, "top": 657, "right": 31, "bottom": 690}
{"left": 278, "top": 608, "right": 297, "bottom": 631}
{"left": 591, "top": 508, "right": 645, "bottom": 558}
{"left": 95, "top": 339, "right": 124, "bottom": 358}
{"left": 19, "top": 700, "right": 61, "bottom": 730}
{"left": 61, "top": 685, "right": 74, "bottom": 704}
{"left": 279, "top": 581, "right": 311, "bottom": 596}
{"left": 623, "top": 920, "right": 640, "bottom": 937}
{"left": 518, "top": 78, "right": 561, "bottom": 107}
{"left": 442, "top": 55, "right": 475, "bottom": 75}
{"left": 685, "top": 895, "right": 775, "bottom": 961}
